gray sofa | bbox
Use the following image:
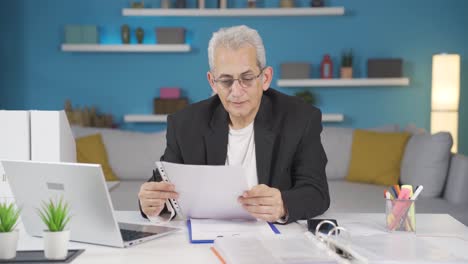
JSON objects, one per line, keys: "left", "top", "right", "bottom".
{"left": 71, "top": 125, "right": 468, "bottom": 225}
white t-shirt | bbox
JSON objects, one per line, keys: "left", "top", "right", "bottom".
{"left": 225, "top": 121, "right": 258, "bottom": 188}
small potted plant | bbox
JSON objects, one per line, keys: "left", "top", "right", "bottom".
{"left": 0, "top": 201, "right": 21, "bottom": 260}
{"left": 38, "top": 198, "right": 72, "bottom": 260}
{"left": 340, "top": 50, "right": 353, "bottom": 79}
{"left": 295, "top": 90, "right": 316, "bottom": 105}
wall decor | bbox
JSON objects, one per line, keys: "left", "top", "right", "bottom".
{"left": 340, "top": 50, "right": 353, "bottom": 79}
{"left": 65, "top": 100, "right": 115, "bottom": 128}
{"left": 198, "top": 0, "right": 205, "bottom": 8}
{"left": 281, "top": 63, "right": 310, "bottom": 79}
{"left": 136, "top": 27, "right": 144, "bottom": 44}
{"left": 64, "top": 25, "right": 98, "bottom": 44}
{"left": 367, "top": 59, "right": 403, "bottom": 78}
{"left": 320, "top": 54, "right": 333, "bottom": 79}
{"left": 311, "top": 0, "right": 324, "bottom": 7}
{"left": 176, "top": 0, "right": 186, "bottom": 8}
{"left": 248, "top": 0, "right": 256, "bottom": 8}
{"left": 161, "top": 0, "right": 171, "bottom": 8}
{"left": 156, "top": 27, "right": 186, "bottom": 44}
{"left": 154, "top": 98, "right": 188, "bottom": 114}
{"left": 121, "top": 24, "right": 130, "bottom": 44}
{"left": 280, "top": 0, "right": 295, "bottom": 8}
{"left": 131, "top": 1, "right": 145, "bottom": 8}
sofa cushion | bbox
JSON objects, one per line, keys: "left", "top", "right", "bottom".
{"left": 400, "top": 132, "right": 452, "bottom": 198}
{"left": 76, "top": 133, "right": 119, "bottom": 181}
{"left": 72, "top": 126, "right": 166, "bottom": 180}
{"left": 346, "top": 130, "right": 410, "bottom": 186}
{"left": 321, "top": 125, "right": 400, "bottom": 180}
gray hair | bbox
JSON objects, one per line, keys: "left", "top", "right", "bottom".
{"left": 208, "top": 25, "right": 266, "bottom": 72}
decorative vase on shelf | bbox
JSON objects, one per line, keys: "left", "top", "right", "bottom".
{"left": 121, "top": 24, "right": 130, "bottom": 44}
{"left": 136, "top": 27, "right": 144, "bottom": 44}
{"left": 320, "top": 54, "right": 333, "bottom": 79}
{"left": 161, "top": 0, "right": 171, "bottom": 8}
{"left": 218, "top": 0, "right": 227, "bottom": 9}
{"left": 197, "top": 0, "right": 205, "bottom": 9}
{"left": 248, "top": 0, "right": 256, "bottom": 8}
{"left": 340, "top": 50, "right": 353, "bottom": 79}
{"left": 175, "top": 0, "right": 186, "bottom": 8}
{"left": 280, "top": 0, "right": 294, "bottom": 8}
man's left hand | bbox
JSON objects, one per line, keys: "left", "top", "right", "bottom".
{"left": 238, "top": 184, "right": 286, "bottom": 222}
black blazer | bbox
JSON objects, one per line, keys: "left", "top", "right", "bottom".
{"left": 143, "top": 88, "right": 330, "bottom": 223}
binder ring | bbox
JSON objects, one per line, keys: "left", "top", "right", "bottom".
{"left": 315, "top": 220, "right": 337, "bottom": 242}
{"left": 327, "top": 226, "right": 351, "bottom": 244}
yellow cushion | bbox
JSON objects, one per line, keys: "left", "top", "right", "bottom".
{"left": 346, "top": 130, "right": 410, "bottom": 186}
{"left": 76, "top": 134, "right": 119, "bottom": 181}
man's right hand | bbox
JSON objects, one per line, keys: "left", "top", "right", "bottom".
{"left": 138, "top": 182, "right": 179, "bottom": 217}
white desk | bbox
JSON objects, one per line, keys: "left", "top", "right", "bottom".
{"left": 16, "top": 212, "right": 468, "bottom": 263}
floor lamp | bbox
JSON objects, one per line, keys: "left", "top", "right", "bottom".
{"left": 431, "top": 54, "right": 461, "bottom": 153}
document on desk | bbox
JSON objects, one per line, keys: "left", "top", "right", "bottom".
{"left": 156, "top": 161, "right": 255, "bottom": 220}
{"left": 189, "top": 219, "right": 279, "bottom": 243}
{"left": 211, "top": 235, "right": 338, "bottom": 264}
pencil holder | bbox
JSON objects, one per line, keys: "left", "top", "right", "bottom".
{"left": 385, "top": 199, "right": 416, "bottom": 232}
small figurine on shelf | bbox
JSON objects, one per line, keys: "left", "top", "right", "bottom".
{"left": 320, "top": 54, "right": 333, "bottom": 79}
{"left": 340, "top": 50, "right": 353, "bottom": 79}
{"left": 161, "top": 0, "right": 171, "bottom": 8}
{"left": 248, "top": 0, "right": 256, "bottom": 8}
{"left": 280, "top": 0, "right": 294, "bottom": 8}
{"left": 136, "top": 27, "right": 144, "bottom": 44}
{"left": 121, "top": 24, "right": 130, "bottom": 44}
{"left": 311, "top": 0, "right": 324, "bottom": 7}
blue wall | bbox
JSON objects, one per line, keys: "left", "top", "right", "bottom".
{"left": 1, "top": 0, "right": 468, "bottom": 154}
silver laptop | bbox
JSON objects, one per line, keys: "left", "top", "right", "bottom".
{"left": 1, "top": 160, "right": 180, "bottom": 248}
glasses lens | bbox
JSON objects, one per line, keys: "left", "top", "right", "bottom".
{"left": 219, "top": 79, "right": 234, "bottom": 89}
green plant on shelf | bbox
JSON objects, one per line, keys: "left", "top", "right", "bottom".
{"left": 341, "top": 50, "right": 353, "bottom": 67}
{"left": 37, "top": 197, "right": 72, "bottom": 232}
{"left": 0, "top": 201, "right": 21, "bottom": 233}
{"left": 295, "top": 90, "right": 316, "bottom": 105}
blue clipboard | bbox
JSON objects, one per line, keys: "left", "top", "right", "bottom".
{"left": 187, "top": 219, "right": 280, "bottom": 244}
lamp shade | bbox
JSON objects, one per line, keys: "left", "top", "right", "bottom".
{"left": 431, "top": 54, "right": 460, "bottom": 111}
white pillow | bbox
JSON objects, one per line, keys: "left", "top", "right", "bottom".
{"left": 72, "top": 126, "right": 166, "bottom": 180}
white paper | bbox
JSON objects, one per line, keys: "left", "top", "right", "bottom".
{"left": 158, "top": 161, "right": 254, "bottom": 220}
{"left": 214, "top": 235, "right": 338, "bottom": 264}
{"left": 190, "top": 219, "right": 274, "bottom": 241}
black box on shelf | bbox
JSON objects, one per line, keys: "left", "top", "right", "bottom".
{"left": 154, "top": 98, "right": 188, "bottom": 114}
{"left": 367, "top": 59, "right": 403, "bottom": 78}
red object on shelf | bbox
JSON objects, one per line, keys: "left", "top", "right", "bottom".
{"left": 320, "top": 54, "right": 333, "bottom": 79}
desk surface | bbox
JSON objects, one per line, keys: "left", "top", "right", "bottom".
{"left": 16, "top": 212, "right": 468, "bottom": 263}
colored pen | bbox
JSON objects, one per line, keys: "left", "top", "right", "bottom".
{"left": 411, "top": 185, "right": 424, "bottom": 200}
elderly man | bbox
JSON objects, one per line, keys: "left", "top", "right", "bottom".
{"left": 138, "top": 25, "right": 329, "bottom": 223}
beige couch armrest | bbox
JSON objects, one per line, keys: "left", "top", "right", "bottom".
{"left": 444, "top": 154, "right": 468, "bottom": 204}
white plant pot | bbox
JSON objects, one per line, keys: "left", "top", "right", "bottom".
{"left": 0, "top": 229, "right": 19, "bottom": 260}
{"left": 43, "top": 230, "right": 70, "bottom": 260}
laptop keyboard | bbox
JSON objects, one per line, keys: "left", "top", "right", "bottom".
{"left": 120, "top": 229, "right": 157, "bottom": 242}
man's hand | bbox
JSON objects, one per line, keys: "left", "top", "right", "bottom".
{"left": 238, "top": 184, "right": 286, "bottom": 222}
{"left": 138, "top": 182, "right": 179, "bottom": 217}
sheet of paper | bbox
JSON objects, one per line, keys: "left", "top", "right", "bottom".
{"left": 190, "top": 219, "right": 273, "bottom": 241}
{"left": 159, "top": 161, "right": 254, "bottom": 220}
{"left": 214, "top": 235, "right": 338, "bottom": 264}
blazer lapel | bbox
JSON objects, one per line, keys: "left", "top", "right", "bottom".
{"left": 204, "top": 103, "right": 229, "bottom": 165}
{"left": 254, "top": 95, "right": 277, "bottom": 185}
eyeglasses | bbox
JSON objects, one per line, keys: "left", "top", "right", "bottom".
{"left": 212, "top": 68, "right": 265, "bottom": 91}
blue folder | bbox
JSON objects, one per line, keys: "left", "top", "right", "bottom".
{"left": 187, "top": 219, "right": 281, "bottom": 244}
